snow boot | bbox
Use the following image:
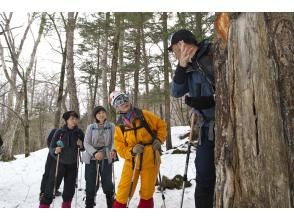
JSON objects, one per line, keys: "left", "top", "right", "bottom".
{"left": 137, "top": 198, "right": 154, "bottom": 208}
{"left": 106, "top": 193, "right": 114, "bottom": 208}
{"left": 39, "top": 192, "right": 45, "bottom": 202}
{"left": 61, "top": 199, "right": 72, "bottom": 208}
{"left": 39, "top": 203, "right": 50, "bottom": 208}
{"left": 85, "top": 197, "right": 95, "bottom": 208}
{"left": 113, "top": 199, "right": 126, "bottom": 208}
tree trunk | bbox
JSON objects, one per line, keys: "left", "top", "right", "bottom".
{"left": 66, "top": 12, "right": 80, "bottom": 114}
{"left": 162, "top": 12, "right": 172, "bottom": 150}
{"left": 194, "top": 13, "right": 204, "bottom": 40}
{"left": 109, "top": 13, "right": 122, "bottom": 121}
{"left": 140, "top": 13, "right": 150, "bottom": 98}
{"left": 119, "top": 18, "right": 125, "bottom": 92}
{"left": 133, "top": 13, "right": 141, "bottom": 107}
{"left": 214, "top": 12, "right": 294, "bottom": 208}
{"left": 102, "top": 12, "right": 110, "bottom": 108}
{"left": 23, "top": 12, "right": 46, "bottom": 157}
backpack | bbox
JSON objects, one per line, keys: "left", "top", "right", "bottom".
{"left": 117, "top": 107, "right": 156, "bottom": 142}
{"left": 193, "top": 39, "right": 215, "bottom": 93}
{"left": 47, "top": 128, "right": 58, "bottom": 147}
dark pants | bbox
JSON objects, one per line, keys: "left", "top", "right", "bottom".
{"left": 40, "top": 158, "right": 78, "bottom": 205}
{"left": 40, "top": 152, "right": 63, "bottom": 193}
{"left": 85, "top": 159, "right": 114, "bottom": 208}
{"left": 194, "top": 126, "right": 216, "bottom": 208}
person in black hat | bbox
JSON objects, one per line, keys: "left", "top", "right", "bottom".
{"left": 169, "top": 29, "right": 216, "bottom": 208}
{"left": 39, "top": 110, "right": 84, "bottom": 208}
{"left": 82, "top": 106, "right": 117, "bottom": 208}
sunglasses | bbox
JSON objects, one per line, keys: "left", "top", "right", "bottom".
{"left": 114, "top": 95, "right": 129, "bottom": 108}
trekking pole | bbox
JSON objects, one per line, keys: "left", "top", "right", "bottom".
{"left": 158, "top": 170, "right": 166, "bottom": 208}
{"left": 112, "top": 161, "right": 116, "bottom": 195}
{"left": 94, "top": 160, "right": 100, "bottom": 206}
{"left": 75, "top": 147, "right": 80, "bottom": 208}
{"left": 126, "top": 154, "right": 139, "bottom": 208}
{"left": 52, "top": 153, "right": 61, "bottom": 208}
{"left": 79, "top": 160, "right": 83, "bottom": 191}
{"left": 180, "top": 113, "right": 196, "bottom": 208}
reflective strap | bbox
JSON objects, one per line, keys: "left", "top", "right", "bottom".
{"left": 197, "top": 119, "right": 204, "bottom": 146}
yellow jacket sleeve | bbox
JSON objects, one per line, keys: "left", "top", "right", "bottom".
{"left": 114, "top": 125, "right": 133, "bottom": 160}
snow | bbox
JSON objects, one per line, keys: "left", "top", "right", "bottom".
{"left": 0, "top": 126, "right": 197, "bottom": 208}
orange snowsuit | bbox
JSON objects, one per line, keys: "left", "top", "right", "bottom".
{"left": 114, "top": 109, "right": 167, "bottom": 204}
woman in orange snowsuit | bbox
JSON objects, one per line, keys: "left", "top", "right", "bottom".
{"left": 109, "top": 91, "right": 167, "bottom": 208}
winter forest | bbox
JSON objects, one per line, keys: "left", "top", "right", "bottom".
{"left": 0, "top": 12, "right": 293, "bottom": 208}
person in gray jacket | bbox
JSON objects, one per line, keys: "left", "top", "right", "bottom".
{"left": 83, "top": 106, "right": 117, "bottom": 208}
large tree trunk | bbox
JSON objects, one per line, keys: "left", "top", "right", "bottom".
{"left": 66, "top": 12, "right": 80, "bottom": 114}
{"left": 214, "top": 12, "right": 293, "bottom": 208}
{"left": 162, "top": 12, "right": 172, "bottom": 150}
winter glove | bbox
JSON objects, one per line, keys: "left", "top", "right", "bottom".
{"left": 110, "top": 150, "right": 117, "bottom": 160}
{"left": 55, "top": 147, "right": 63, "bottom": 154}
{"left": 152, "top": 139, "right": 162, "bottom": 151}
{"left": 77, "top": 139, "right": 84, "bottom": 150}
{"left": 94, "top": 151, "right": 104, "bottom": 161}
{"left": 185, "top": 95, "right": 215, "bottom": 110}
{"left": 132, "top": 143, "right": 144, "bottom": 155}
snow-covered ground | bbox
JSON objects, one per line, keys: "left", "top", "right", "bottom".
{"left": 0, "top": 126, "right": 197, "bottom": 208}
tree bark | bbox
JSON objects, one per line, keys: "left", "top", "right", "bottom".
{"left": 109, "top": 13, "right": 122, "bottom": 121}
{"left": 119, "top": 17, "right": 126, "bottom": 92}
{"left": 214, "top": 12, "right": 294, "bottom": 208}
{"left": 133, "top": 13, "right": 141, "bottom": 107}
{"left": 162, "top": 12, "right": 172, "bottom": 150}
{"left": 66, "top": 12, "right": 79, "bottom": 114}
{"left": 101, "top": 12, "right": 110, "bottom": 108}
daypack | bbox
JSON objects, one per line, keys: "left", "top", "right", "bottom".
{"left": 47, "top": 128, "right": 58, "bottom": 147}
{"left": 117, "top": 107, "right": 156, "bottom": 142}
{"left": 192, "top": 39, "right": 215, "bottom": 93}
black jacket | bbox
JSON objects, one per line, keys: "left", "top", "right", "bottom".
{"left": 49, "top": 125, "right": 84, "bottom": 165}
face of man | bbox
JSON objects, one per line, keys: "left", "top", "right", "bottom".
{"left": 67, "top": 116, "right": 79, "bottom": 129}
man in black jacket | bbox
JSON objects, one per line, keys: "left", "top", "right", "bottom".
{"left": 169, "top": 29, "right": 216, "bottom": 208}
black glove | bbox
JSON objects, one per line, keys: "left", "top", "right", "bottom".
{"left": 185, "top": 95, "right": 215, "bottom": 109}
